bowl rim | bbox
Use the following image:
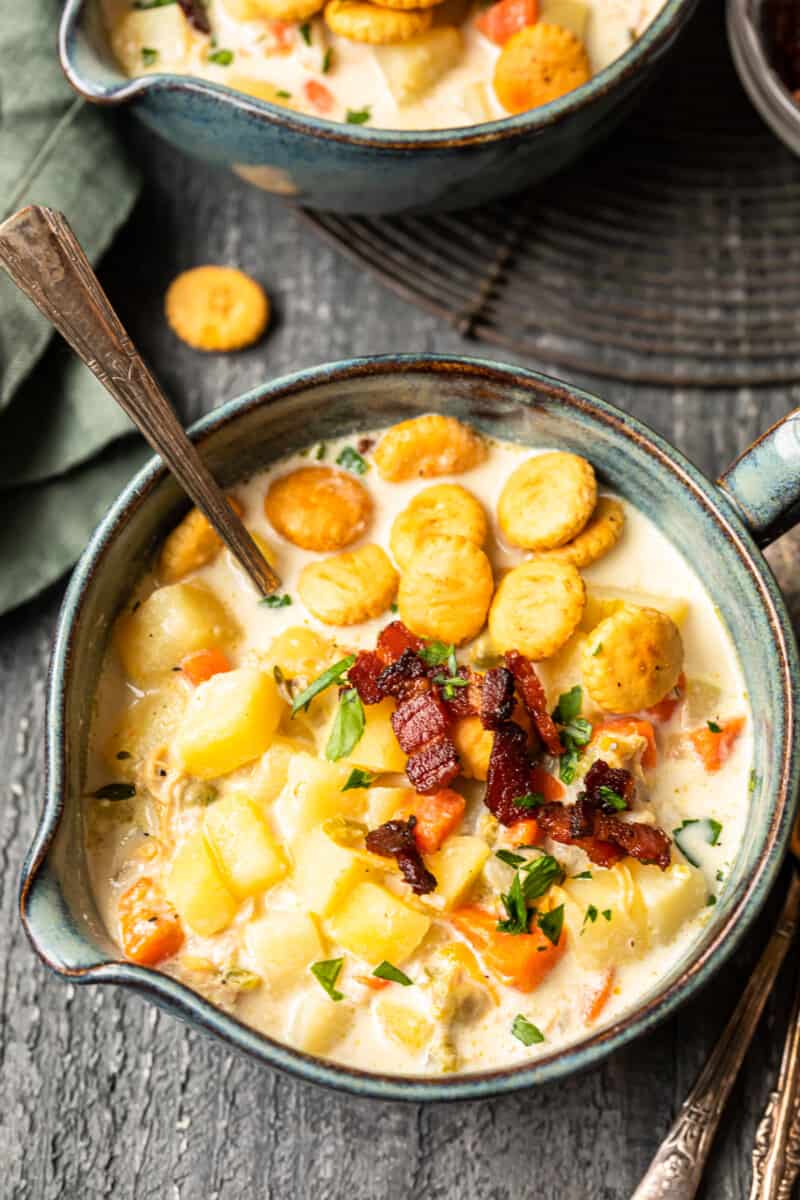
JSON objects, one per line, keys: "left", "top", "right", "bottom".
{"left": 727, "top": 0, "right": 800, "bottom": 157}
{"left": 21, "top": 353, "right": 799, "bottom": 1102}
{"left": 60, "top": 0, "right": 697, "bottom": 149}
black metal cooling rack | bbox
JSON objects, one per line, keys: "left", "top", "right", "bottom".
{"left": 301, "top": 0, "right": 800, "bottom": 387}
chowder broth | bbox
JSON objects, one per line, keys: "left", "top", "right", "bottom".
{"left": 86, "top": 419, "right": 750, "bottom": 1076}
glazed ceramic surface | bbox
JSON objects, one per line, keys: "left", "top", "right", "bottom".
{"left": 60, "top": 0, "right": 699, "bottom": 213}
{"left": 20, "top": 356, "right": 800, "bottom": 1101}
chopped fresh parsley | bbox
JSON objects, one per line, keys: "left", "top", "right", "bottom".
{"left": 93, "top": 782, "right": 136, "bottom": 801}
{"left": 553, "top": 686, "right": 592, "bottom": 784}
{"left": 597, "top": 785, "right": 627, "bottom": 811}
{"left": 277, "top": 89, "right": 292, "bottom": 99}
{"left": 496, "top": 849, "right": 527, "bottom": 869}
{"left": 514, "top": 792, "right": 545, "bottom": 809}
{"left": 291, "top": 654, "right": 355, "bottom": 714}
{"left": 315, "top": 440, "right": 326, "bottom": 458}
{"left": 141, "top": 47, "right": 158, "bottom": 66}
{"left": 497, "top": 872, "right": 530, "bottom": 934}
{"left": 707, "top": 720, "right": 722, "bottom": 733}
{"left": 311, "top": 958, "right": 344, "bottom": 1001}
{"left": 573, "top": 870, "right": 592, "bottom": 880}
{"left": 346, "top": 106, "right": 371, "bottom": 125}
{"left": 134, "top": 0, "right": 176, "bottom": 8}
{"left": 419, "top": 640, "right": 453, "bottom": 667}
{"left": 583, "top": 904, "right": 598, "bottom": 925}
{"left": 390, "top": 601, "right": 399, "bottom": 613}
{"left": 511, "top": 1014, "right": 545, "bottom": 1046}
{"left": 326, "top": 688, "right": 366, "bottom": 761}
{"left": 716, "top": 868, "right": 725, "bottom": 883}
{"left": 673, "top": 817, "right": 723, "bottom": 867}
{"left": 748, "top": 769, "right": 758, "bottom": 794}
{"left": 706, "top": 894, "right": 717, "bottom": 907}
{"left": 497, "top": 854, "right": 562, "bottom": 934}
{"left": 601, "top": 909, "right": 612, "bottom": 922}
{"left": 342, "top": 768, "right": 375, "bottom": 791}
{"left": 260, "top": 593, "right": 292, "bottom": 608}
{"left": 299, "top": 20, "right": 312, "bottom": 43}
{"left": 373, "top": 961, "right": 413, "bottom": 986}
{"left": 208, "top": 48, "right": 234, "bottom": 65}
{"left": 553, "top": 686, "right": 582, "bottom": 725}
{"left": 537, "top": 904, "right": 564, "bottom": 946}
{"left": 322, "top": 47, "right": 333, "bottom": 73}
{"left": 336, "top": 445, "right": 369, "bottom": 474}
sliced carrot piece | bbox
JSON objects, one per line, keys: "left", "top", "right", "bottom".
{"left": 304, "top": 79, "right": 335, "bottom": 114}
{"left": 450, "top": 906, "right": 565, "bottom": 993}
{"left": 181, "top": 647, "right": 232, "bottom": 686}
{"left": 118, "top": 877, "right": 183, "bottom": 966}
{"left": 403, "top": 788, "right": 466, "bottom": 854}
{"left": 689, "top": 716, "right": 746, "bottom": 773}
{"left": 585, "top": 966, "right": 615, "bottom": 1025}
{"left": 477, "top": 0, "right": 538, "bottom": 45}
{"left": 507, "top": 817, "right": 541, "bottom": 847}
{"left": 645, "top": 673, "right": 686, "bottom": 723}
{"left": 356, "top": 974, "right": 390, "bottom": 991}
{"left": 593, "top": 717, "right": 658, "bottom": 769}
{"left": 530, "top": 764, "right": 565, "bottom": 801}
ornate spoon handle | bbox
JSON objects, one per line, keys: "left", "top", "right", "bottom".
{"left": 632, "top": 870, "right": 800, "bottom": 1200}
{"left": 749, "top": 959, "right": 800, "bottom": 1199}
{"left": 0, "top": 204, "right": 279, "bottom": 598}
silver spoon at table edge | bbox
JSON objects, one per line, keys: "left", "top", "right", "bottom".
{"left": 0, "top": 204, "right": 280, "bottom": 599}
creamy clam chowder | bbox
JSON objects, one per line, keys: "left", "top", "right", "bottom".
{"left": 86, "top": 415, "right": 750, "bottom": 1076}
{"left": 102, "top": 0, "right": 666, "bottom": 131}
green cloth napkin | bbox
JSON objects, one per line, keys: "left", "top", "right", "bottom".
{"left": 0, "top": 0, "right": 146, "bottom": 614}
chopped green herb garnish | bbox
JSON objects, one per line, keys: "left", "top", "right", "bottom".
{"left": 260, "top": 593, "right": 292, "bottom": 608}
{"left": 299, "top": 20, "right": 312, "bottom": 43}
{"left": 311, "top": 958, "right": 344, "bottom": 1001}
{"left": 707, "top": 720, "right": 722, "bottom": 733}
{"left": 433, "top": 672, "right": 468, "bottom": 700}
{"left": 583, "top": 904, "right": 598, "bottom": 925}
{"left": 141, "top": 47, "right": 158, "bottom": 65}
{"left": 521, "top": 854, "right": 562, "bottom": 900}
{"left": 748, "top": 769, "right": 758, "bottom": 793}
{"left": 496, "top": 849, "right": 527, "bottom": 869}
{"left": 497, "top": 872, "right": 530, "bottom": 934}
{"left": 134, "top": 0, "right": 176, "bottom": 8}
{"left": 336, "top": 445, "right": 369, "bottom": 474}
{"left": 93, "top": 782, "right": 136, "bottom": 801}
{"left": 553, "top": 686, "right": 582, "bottom": 725}
{"left": 511, "top": 1014, "right": 545, "bottom": 1046}
{"left": 573, "top": 870, "right": 592, "bottom": 880}
{"left": 497, "top": 854, "right": 562, "bottom": 934}
{"left": 291, "top": 654, "right": 355, "bottom": 715}
{"left": 597, "top": 785, "right": 627, "bottom": 811}
{"left": 673, "top": 817, "right": 723, "bottom": 867}
{"left": 553, "top": 687, "right": 592, "bottom": 784}
{"left": 514, "top": 792, "right": 545, "bottom": 809}
{"left": 537, "top": 904, "right": 564, "bottom": 946}
{"left": 277, "top": 89, "right": 292, "bottom": 99}
{"left": 315, "top": 440, "right": 326, "bottom": 458}
{"left": 390, "top": 601, "right": 399, "bottom": 613}
{"left": 373, "top": 961, "right": 413, "bottom": 986}
{"left": 706, "top": 894, "right": 717, "bottom": 907}
{"left": 601, "top": 909, "right": 612, "bottom": 922}
{"left": 326, "top": 688, "right": 365, "bottom": 761}
{"left": 716, "top": 868, "right": 725, "bottom": 883}
{"left": 208, "top": 48, "right": 234, "bottom": 64}
{"left": 419, "top": 640, "right": 453, "bottom": 667}
{"left": 342, "top": 768, "right": 375, "bottom": 791}
{"left": 222, "top": 966, "right": 261, "bottom": 990}
{"left": 322, "top": 47, "right": 333, "bottom": 72}
{"left": 346, "top": 106, "right": 371, "bottom": 125}
{"left": 592, "top": 643, "right": 603, "bottom": 656}
{"left": 116, "top": 750, "right": 132, "bottom": 761}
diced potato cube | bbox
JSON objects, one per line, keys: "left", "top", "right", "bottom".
{"left": 293, "top": 827, "right": 372, "bottom": 916}
{"left": 425, "top": 836, "right": 489, "bottom": 909}
{"left": 263, "top": 625, "right": 336, "bottom": 681}
{"left": 290, "top": 990, "right": 354, "bottom": 1056}
{"left": 175, "top": 668, "right": 284, "bottom": 780}
{"left": 110, "top": 5, "right": 190, "bottom": 76}
{"left": 539, "top": 0, "right": 589, "bottom": 37}
{"left": 376, "top": 27, "right": 463, "bottom": 105}
{"left": 563, "top": 864, "right": 648, "bottom": 967}
{"left": 685, "top": 677, "right": 723, "bottom": 723}
{"left": 330, "top": 697, "right": 407, "bottom": 775}
{"left": 367, "top": 786, "right": 413, "bottom": 827}
{"left": 115, "top": 582, "right": 239, "bottom": 685}
{"left": 103, "top": 676, "right": 189, "bottom": 779}
{"left": 244, "top": 911, "right": 324, "bottom": 991}
{"left": 236, "top": 738, "right": 304, "bottom": 809}
{"left": 580, "top": 588, "right": 689, "bottom": 633}
{"left": 374, "top": 997, "right": 433, "bottom": 1052}
{"left": 204, "top": 795, "right": 287, "bottom": 899}
{"left": 273, "top": 753, "right": 367, "bottom": 843}
{"left": 628, "top": 861, "right": 707, "bottom": 944}
{"left": 166, "top": 830, "right": 237, "bottom": 937}
{"left": 328, "top": 882, "right": 430, "bottom": 965}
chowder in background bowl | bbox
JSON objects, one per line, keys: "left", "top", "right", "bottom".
{"left": 61, "top": 0, "right": 699, "bottom": 212}
{"left": 19, "top": 357, "right": 800, "bottom": 1100}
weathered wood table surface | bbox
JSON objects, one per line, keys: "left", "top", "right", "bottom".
{"left": 3, "top": 125, "right": 800, "bottom": 1200}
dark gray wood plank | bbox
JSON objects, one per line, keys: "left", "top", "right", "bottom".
{"left": 2, "top": 123, "right": 799, "bottom": 1200}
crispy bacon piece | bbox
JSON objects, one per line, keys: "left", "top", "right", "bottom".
{"left": 536, "top": 802, "right": 624, "bottom": 868}
{"left": 584, "top": 759, "right": 636, "bottom": 810}
{"left": 504, "top": 650, "right": 564, "bottom": 758}
{"left": 594, "top": 813, "right": 671, "bottom": 869}
{"left": 391, "top": 691, "right": 449, "bottom": 754}
{"left": 177, "top": 0, "right": 211, "bottom": 32}
{"left": 376, "top": 620, "right": 423, "bottom": 665}
{"left": 438, "top": 667, "right": 482, "bottom": 719}
{"left": 480, "top": 666, "right": 516, "bottom": 730}
{"left": 377, "top": 649, "right": 428, "bottom": 701}
{"left": 365, "top": 816, "right": 437, "bottom": 894}
{"left": 348, "top": 650, "right": 385, "bottom": 705}
{"left": 485, "top": 722, "right": 536, "bottom": 826}
{"left": 406, "top": 736, "right": 460, "bottom": 794}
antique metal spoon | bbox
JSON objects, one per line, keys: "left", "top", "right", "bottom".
{"left": 0, "top": 204, "right": 280, "bottom": 598}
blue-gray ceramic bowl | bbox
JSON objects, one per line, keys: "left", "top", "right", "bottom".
{"left": 60, "top": 0, "right": 699, "bottom": 213}
{"left": 20, "top": 355, "right": 800, "bottom": 1101}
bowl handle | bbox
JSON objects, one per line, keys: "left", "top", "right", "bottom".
{"left": 717, "top": 408, "right": 800, "bottom": 548}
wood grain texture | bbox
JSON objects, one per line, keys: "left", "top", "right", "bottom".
{"left": 2, "top": 124, "right": 800, "bottom": 1200}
